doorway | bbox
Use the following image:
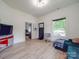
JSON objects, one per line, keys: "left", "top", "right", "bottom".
{"left": 38, "top": 23, "right": 44, "bottom": 40}
{"left": 53, "top": 17, "right": 66, "bottom": 39}
{"left": 25, "top": 22, "right": 32, "bottom": 40}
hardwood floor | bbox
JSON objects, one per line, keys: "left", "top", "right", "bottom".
{"left": 0, "top": 39, "right": 65, "bottom": 59}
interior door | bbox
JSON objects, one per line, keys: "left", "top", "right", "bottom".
{"left": 39, "top": 23, "right": 44, "bottom": 40}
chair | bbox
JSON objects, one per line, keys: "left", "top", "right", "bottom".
{"left": 67, "top": 42, "right": 79, "bottom": 59}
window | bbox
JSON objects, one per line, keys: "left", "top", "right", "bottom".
{"left": 53, "top": 18, "right": 66, "bottom": 39}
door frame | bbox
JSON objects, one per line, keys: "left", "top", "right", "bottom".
{"left": 38, "top": 22, "right": 44, "bottom": 40}
{"left": 25, "top": 22, "right": 32, "bottom": 40}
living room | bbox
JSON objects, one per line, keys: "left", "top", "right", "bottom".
{"left": 0, "top": 0, "right": 79, "bottom": 59}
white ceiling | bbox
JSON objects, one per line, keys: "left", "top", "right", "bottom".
{"left": 2, "top": 0, "right": 79, "bottom": 17}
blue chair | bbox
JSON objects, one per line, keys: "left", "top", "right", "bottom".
{"left": 67, "top": 43, "right": 79, "bottom": 59}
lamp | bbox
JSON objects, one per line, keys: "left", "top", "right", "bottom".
{"left": 33, "top": 0, "right": 48, "bottom": 8}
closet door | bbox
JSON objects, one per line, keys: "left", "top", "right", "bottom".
{"left": 39, "top": 23, "right": 44, "bottom": 40}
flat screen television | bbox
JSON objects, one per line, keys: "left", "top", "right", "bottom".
{"left": 0, "top": 24, "right": 13, "bottom": 36}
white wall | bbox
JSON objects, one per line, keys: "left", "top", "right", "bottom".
{"left": 0, "top": 0, "right": 37, "bottom": 44}
{"left": 0, "top": 0, "right": 79, "bottom": 42}
{"left": 39, "top": 3, "right": 79, "bottom": 41}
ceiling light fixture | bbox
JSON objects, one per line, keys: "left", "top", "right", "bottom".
{"left": 33, "top": 0, "right": 48, "bottom": 8}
